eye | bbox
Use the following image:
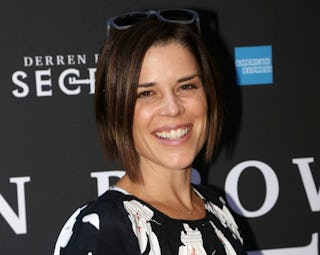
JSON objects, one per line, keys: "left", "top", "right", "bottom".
{"left": 137, "top": 90, "right": 154, "bottom": 98}
{"left": 180, "top": 84, "right": 197, "bottom": 90}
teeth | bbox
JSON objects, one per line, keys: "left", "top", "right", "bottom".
{"left": 156, "top": 127, "right": 190, "bottom": 140}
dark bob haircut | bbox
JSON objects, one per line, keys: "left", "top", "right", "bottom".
{"left": 95, "top": 19, "right": 222, "bottom": 183}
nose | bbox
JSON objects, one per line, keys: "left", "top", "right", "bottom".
{"left": 159, "top": 91, "right": 184, "bottom": 117}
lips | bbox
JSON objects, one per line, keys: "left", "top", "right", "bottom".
{"left": 154, "top": 126, "right": 191, "bottom": 140}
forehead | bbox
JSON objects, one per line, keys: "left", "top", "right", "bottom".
{"left": 139, "top": 42, "right": 199, "bottom": 83}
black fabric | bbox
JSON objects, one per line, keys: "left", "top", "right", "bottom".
{"left": 56, "top": 185, "right": 246, "bottom": 255}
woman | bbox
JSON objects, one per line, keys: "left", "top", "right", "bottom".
{"left": 54, "top": 9, "right": 245, "bottom": 255}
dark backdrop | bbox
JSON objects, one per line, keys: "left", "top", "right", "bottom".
{"left": 0, "top": 0, "right": 319, "bottom": 254}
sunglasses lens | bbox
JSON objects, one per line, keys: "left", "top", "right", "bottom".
{"left": 107, "top": 9, "right": 200, "bottom": 37}
{"left": 158, "top": 9, "right": 195, "bottom": 22}
{"left": 113, "top": 13, "right": 149, "bottom": 27}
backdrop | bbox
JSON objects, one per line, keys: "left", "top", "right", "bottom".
{"left": 0, "top": 0, "right": 319, "bottom": 254}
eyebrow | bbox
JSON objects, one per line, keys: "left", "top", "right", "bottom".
{"left": 177, "top": 74, "right": 200, "bottom": 83}
{"left": 138, "top": 74, "right": 200, "bottom": 88}
{"left": 137, "top": 82, "right": 155, "bottom": 88}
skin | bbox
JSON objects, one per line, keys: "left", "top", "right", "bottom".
{"left": 117, "top": 42, "right": 208, "bottom": 220}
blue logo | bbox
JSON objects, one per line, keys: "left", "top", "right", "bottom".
{"left": 234, "top": 45, "right": 273, "bottom": 86}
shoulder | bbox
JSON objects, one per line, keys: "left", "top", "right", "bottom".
{"left": 54, "top": 190, "right": 140, "bottom": 255}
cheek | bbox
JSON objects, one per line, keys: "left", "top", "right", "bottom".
{"left": 191, "top": 95, "right": 208, "bottom": 118}
{"left": 133, "top": 106, "right": 146, "bottom": 126}
{"left": 133, "top": 105, "right": 153, "bottom": 135}
{"left": 193, "top": 98, "right": 209, "bottom": 135}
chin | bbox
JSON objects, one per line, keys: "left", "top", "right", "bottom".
{"left": 164, "top": 159, "right": 194, "bottom": 171}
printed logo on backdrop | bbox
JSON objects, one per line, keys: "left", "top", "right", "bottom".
{"left": 11, "top": 54, "right": 99, "bottom": 98}
{"left": 234, "top": 45, "right": 273, "bottom": 86}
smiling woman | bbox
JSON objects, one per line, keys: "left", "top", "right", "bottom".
{"left": 132, "top": 43, "right": 208, "bottom": 176}
{"left": 96, "top": 18, "right": 221, "bottom": 184}
{"left": 54, "top": 9, "right": 246, "bottom": 255}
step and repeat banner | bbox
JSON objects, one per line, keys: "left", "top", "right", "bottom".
{"left": 0, "top": 0, "right": 319, "bottom": 254}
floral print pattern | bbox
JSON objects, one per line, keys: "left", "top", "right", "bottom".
{"left": 124, "top": 200, "right": 161, "bottom": 254}
{"left": 178, "top": 224, "right": 207, "bottom": 255}
{"left": 54, "top": 186, "right": 246, "bottom": 255}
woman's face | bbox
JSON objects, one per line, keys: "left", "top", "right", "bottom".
{"left": 133, "top": 42, "right": 208, "bottom": 173}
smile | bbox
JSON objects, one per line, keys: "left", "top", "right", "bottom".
{"left": 155, "top": 127, "right": 190, "bottom": 140}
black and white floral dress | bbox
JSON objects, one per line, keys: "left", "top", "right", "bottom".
{"left": 54, "top": 185, "right": 246, "bottom": 255}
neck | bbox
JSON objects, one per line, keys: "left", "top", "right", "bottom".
{"left": 116, "top": 162, "right": 205, "bottom": 220}
{"left": 120, "top": 167, "right": 193, "bottom": 201}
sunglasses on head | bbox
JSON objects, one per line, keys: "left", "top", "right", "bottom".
{"left": 106, "top": 9, "right": 201, "bottom": 37}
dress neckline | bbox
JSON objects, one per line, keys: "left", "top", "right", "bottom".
{"left": 109, "top": 185, "right": 209, "bottom": 223}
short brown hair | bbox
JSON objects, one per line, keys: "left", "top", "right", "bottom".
{"left": 95, "top": 19, "right": 222, "bottom": 183}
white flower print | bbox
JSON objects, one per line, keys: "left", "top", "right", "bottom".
{"left": 209, "top": 221, "right": 238, "bottom": 255}
{"left": 123, "top": 200, "right": 161, "bottom": 255}
{"left": 53, "top": 205, "right": 87, "bottom": 255}
{"left": 205, "top": 200, "right": 243, "bottom": 244}
{"left": 178, "top": 223, "right": 207, "bottom": 255}
{"left": 82, "top": 213, "right": 100, "bottom": 230}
